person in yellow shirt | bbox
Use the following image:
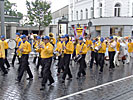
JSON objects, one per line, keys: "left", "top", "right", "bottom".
{"left": 35, "top": 36, "right": 42, "bottom": 70}
{"left": 62, "top": 34, "right": 74, "bottom": 83}
{"left": 114, "top": 38, "right": 121, "bottom": 67}
{"left": 0, "top": 40, "right": 8, "bottom": 75}
{"left": 1, "top": 35, "right": 10, "bottom": 69}
{"left": 12, "top": 32, "right": 22, "bottom": 67}
{"left": 76, "top": 37, "right": 87, "bottom": 79}
{"left": 49, "top": 33, "right": 56, "bottom": 46}
{"left": 89, "top": 40, "right": 98, "bottom": 69}
{"left": 33, "top": 35, "right": 38, "bottom": 64}
{"left": 55, "top": 35, "right": 65, "bottom": 76}
{"left": 97, "top": 38, "right": 106, "bottom": 73}
{"left": 16, "top": 35, "right": 33, "bottom": 83}
{"left": 127, "top": 39, "right": 133, "bottom": 63}
{"left": 37, "top": 36, "right": 54, "bottom": 90}
{"left": 85, "top": 36, "right": 92, "bottom": 64}
{"left": 108, "top": 36, "right": 116, "bottom": 70}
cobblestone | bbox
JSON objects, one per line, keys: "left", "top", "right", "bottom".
{"left": 0, "top": 57, "right": 132, "bottom": 100}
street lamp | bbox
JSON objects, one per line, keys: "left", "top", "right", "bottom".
{"left": 0, "top": 0, "right": 5, "bottom": 36}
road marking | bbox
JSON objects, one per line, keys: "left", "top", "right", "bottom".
{"left": 55, "top": 75, "right": 133, "bottom": 100}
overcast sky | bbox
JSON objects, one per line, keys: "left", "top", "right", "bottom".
{"left": 8, "top": 0, "right": 68, "bottom": 14}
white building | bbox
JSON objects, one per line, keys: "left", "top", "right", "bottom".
{"left": 69, "top": 0, "right": 133, "bottom": 37}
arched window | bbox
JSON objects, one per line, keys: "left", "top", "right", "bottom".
{"left": 99, "top": 3, "right": 102, "bottom": 17}
{"left": 76, "top": 11, "right": 78, "bottom": 20}
{"left": 81, "top": 10, "right": 83, "bottom": 20}
{"left": 90, "top": 7, "right": 93, "bottom": 18}
{"left": 86, "top": 9, "right": 88, "bottom": 19}
{"left": 114, "top": 3, "right": 121, "bottom": 17}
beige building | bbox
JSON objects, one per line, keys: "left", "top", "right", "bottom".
{"left": 45, "top": 5, "right": 69, "bottom": 37}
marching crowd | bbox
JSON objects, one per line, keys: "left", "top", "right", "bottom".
{"left": 0, "top": 32, "right": 133, "bottom": 90}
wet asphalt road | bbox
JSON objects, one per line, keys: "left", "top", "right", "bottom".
{"left": 0, "top": 57, "right": 133, "bottom": 100}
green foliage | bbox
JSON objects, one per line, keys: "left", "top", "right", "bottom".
{"left": 4, "top": 0, "right": 23, "bottom": 18}
{"left": 26, "top": 0, "right": 52, "bottom": 27}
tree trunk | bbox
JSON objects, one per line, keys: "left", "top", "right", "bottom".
{"left": 39, "top": 25, "right": 41, "bottom": 36}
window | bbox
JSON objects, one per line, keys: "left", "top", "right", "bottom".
{"left": 71, "top": 10, "right": 73, "bottom": 21}
{"left": 114, "top": 3, "right": 121, "bottom": 17}
{"left": 81, "top": 10, "right": 83, "bottom": 20}
{"left": 132, "top": 3, "right": 133, "bottom": 16}
{"left": 90, "top": 7, "right": 93, "bottom": 18}
{"left": 86, "top": 9, "right": 88, "bottom": 19}
{"left": 99, "top": 3, "right": 102, "bottom": 17}
{"left": 76, "top": 11, "right": 78, "bottom": 20}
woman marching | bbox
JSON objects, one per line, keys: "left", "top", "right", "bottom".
{"left": 76, "top": 37, "right": 87, "bottom": 79}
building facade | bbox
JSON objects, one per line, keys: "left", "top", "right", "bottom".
{"left": 69, "top": 0, "right": 133, "bottom": 37}
{"left": 45, "top": 5, "right": 69, "bottom": 37}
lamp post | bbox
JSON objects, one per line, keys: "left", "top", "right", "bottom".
{"left": 0, "top": 0, "right": 5, "bottom": 36}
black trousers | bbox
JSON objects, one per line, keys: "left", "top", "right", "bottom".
{"left": 17, "top": 54, "right": 33, "bottom": 81}
{"left": 57, "top": 56, "right": 64, "bottom": 73}
{"left": 4, "top": 49, "right": 10, "bottom": 68}
{"left": 36, "top": 57, "right": 41, "bottom": 70}
{"left": 98, "top": 53, "right": 105, "bottom": 72}
{"left": 62, "top": 54, "right": 72, "bottom": 80}
{"left": 0, "top": 58, "right": 8, "bottom": 74}
{"left": 109, "top": 51, "right": 115, "bottom": 68}
{"left": 41, "top": 57, "right": 54, "bottom": 86}
{"left": 12, "top": 48, "right": 20, "bottom": 65}
{"left": 77, "top": 54, "right": 86, "bottom": 77}
{"left": 90, "top": 51, "right": 98, "bottom": 68}
{"left": 33, "top": 56, "right": 37, "bottom": 64}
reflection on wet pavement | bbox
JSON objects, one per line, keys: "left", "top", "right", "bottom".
{"left": 0, "top": 59, "right": 132, "bottom": 100}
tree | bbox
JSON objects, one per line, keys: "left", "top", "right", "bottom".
{"left": 26, "top": 0, "right": 52, "bottom": 35}
{"left": 4, "top": 0, "right": 23, "bottom": 18}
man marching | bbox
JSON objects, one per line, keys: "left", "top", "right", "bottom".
{"left": 1, "top": 35, "right": 10, "bottom": 69}
{"left": 0, "top": 38, "right": 8, "bottom": 75}
{"left": 76, "top": 37, "right": 87, "bottom": 79}
{"left": 108, "top": 36, "right": 116, "bottom": 70}
{"left": 16, "top": 35, "right": 33, "bottom": 82}
{"left": 12, "top": 33, "right": 22, "bottom": 67}
{"left": 55, "top": 35, "right": 65, "bottom": 76}
{"left": 89, "top": 40, "right": 98, "bottom": 69}
{"left": 97, "top": 38, "right": 106, "bottom": 74}
{"left": 37, "top": 36, "right": 54, "bottom": 90}
{"left": 62, "top": 34, "right": 74, "bottom": 83}
{"left": 85, "top": 36, "right": 92, "bottom": 64}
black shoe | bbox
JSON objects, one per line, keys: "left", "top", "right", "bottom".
{"left": 6, "top": 67, "right": 10, "bottom": 70}
{"left": 40, "top": 87, "right": 45, "bottom": 90}
{"left": 48, "top": 81, "right": 54, "bottom": 86}
{"left": 99, "top": 71, "right": 103, "bottom": 74}
{"left": 12, "top": 63, "right": 14, "bottom": 67}
{"left": 82, "top": 75, "right": 86, "bottom": 77}
{"left": 76, "top": 77, "right": 80, "bottom": 79}
{"left": 39, "top": 76, "right": 43, "bottom": 78}
{"left": 27, "top": 77, "right": 33, "bottom": 81}
{"left": 66, "top": 77, "right": 72, "bottom": 80}
{"left": 2, "top": 71, "right": 8, "bottom": 75}
{"left": 62, "top": 80, "right": 65, "bottom": 83}
{"left": 15, "top": 78, "right": 20, "bottom": 83}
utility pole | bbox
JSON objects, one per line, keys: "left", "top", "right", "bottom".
{"left": 0, "top": 0, "right": 5, "bottom": 36}
{"left": 93, "top": 0, "right": 94, "bottom": 18}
